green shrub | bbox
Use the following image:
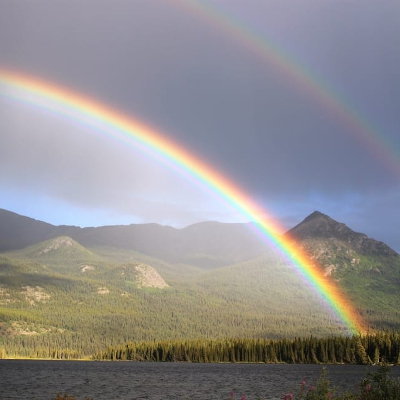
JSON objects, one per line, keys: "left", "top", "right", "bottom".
{"left": 285, "top": 365, "right": 400, "bottom": 400}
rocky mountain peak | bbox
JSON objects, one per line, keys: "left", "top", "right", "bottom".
{"left": 286, "top": 211, "right": 358, "bottom": 240}
{"left": 286, "top": 211, "right": 398, "bottom": 257}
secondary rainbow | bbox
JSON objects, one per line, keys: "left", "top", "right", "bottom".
{"left": 0, "top": 68, "right": 366, "bottom": 334}
{"left": 178, "top": 0, "right": 400, "bottom": 177}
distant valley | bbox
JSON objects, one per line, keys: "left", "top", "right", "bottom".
{"left": 0, "top": 208, "right": 399, "bottom": 359}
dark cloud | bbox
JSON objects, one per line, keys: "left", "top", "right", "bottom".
{"left": 0, "top": 0, "right": 399, "bottom": 251}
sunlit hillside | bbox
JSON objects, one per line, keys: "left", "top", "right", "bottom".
{"left": 0, "top": 209, "right": 399, "bottom": 359}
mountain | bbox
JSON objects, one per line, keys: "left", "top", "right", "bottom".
{"left": 285, "top": 210, "right": 399, "bottom": 269}
{"left": 0, "top": 209, "right": 59, "bottom": 251}
{"left": 71, "top": 221, "right": 271, "bottom": 268}
{"left": 285, "top": 211, "right": 400, "bottom": 330}
{"left": 0, "top": 208, "right": 399, "bottom": 359}
{"left": 286, "top": 211, "right": 397, "bottom": 257}
{"left": 18, "top": 236, "right": 95, "bottom": 259}
{"left": 0, "top": 208, "right": 270, "bottom": 268}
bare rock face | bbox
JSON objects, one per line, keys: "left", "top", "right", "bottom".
{"left": 80, "top": 265, "right": 95, "bottom": 273}
{"left": 38, "top": 237, "right": 74, "bottom": 255}
{"left": 97, "top": 287, "right": 110, "bottom": 295}
{"left": 21, "top": 286, "right": 50, "bottom": 305}
{"left": 134, "top": 264, "right": 169, "bottom": 289}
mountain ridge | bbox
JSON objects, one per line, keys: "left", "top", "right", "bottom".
{"left": 0, "top": 209, "right": 272, "bottom": 267}
{"left": 1, "top": 208, "right": 397, "bottom": 255}
{"left": 1, "top": 208, "right": 400, "bottom": 357}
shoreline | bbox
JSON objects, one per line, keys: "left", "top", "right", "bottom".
{"left": 1, "top": 357, "right": 396, "bottom": 367}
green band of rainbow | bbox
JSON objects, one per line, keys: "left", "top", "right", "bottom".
{"left": 0, "top": 68, "right": 366, "bottom": 334}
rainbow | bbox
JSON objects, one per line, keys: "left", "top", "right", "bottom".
{"left": 178, "top": 0, "right": 400, "bottom": 176}
{"left": 0, "top": 67, "right": 366, "bottom": 334}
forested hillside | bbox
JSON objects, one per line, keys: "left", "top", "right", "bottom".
{"left": 0, "top": 239, "right": 348, "bottom": 358}
{"left": 286, "top": 211, "right": 400, "bottom": 329}
{"left": 0, "top": 209, "right": 399, "bottom": 359}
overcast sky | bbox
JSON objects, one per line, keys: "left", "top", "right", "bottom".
{"left": 0, "top": 0, "right": 399, "bottom": 251}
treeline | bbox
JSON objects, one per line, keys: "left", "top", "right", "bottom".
{"left": 96, "top": 331, "right": 400, "bottom": 365}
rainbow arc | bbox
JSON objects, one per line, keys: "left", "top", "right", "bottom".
{"left": 0, "top": 67, "right": 366, "bottom": 334}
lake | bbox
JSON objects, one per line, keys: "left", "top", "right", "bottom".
{"left": 1, "top": 360, "right": 399, "bottom": 399}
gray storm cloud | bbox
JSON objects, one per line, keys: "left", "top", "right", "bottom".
{"left": 0, "top": 0, "right": 399, "bottom": 250}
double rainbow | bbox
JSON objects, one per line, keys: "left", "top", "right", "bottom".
{"left": 0, "top": 67, "right": 366, "bottom": 334}
{"left": 179, "top": 0, "right": 399, "bottom": 176}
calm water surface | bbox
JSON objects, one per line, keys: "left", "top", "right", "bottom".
{"left": 1, "top": 360, "right": 399, "bottom": 400}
